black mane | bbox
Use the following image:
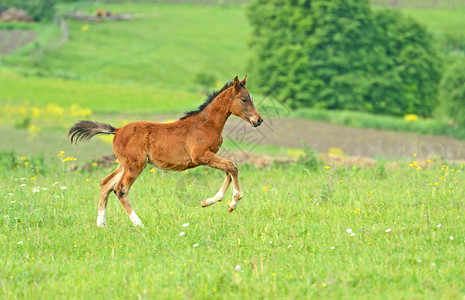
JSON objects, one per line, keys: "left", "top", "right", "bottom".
{"left": 180, "top": 80, "right": 243, "bottom": 120}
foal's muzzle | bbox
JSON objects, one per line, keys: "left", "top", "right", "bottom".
{"left": 252, "top": 117, "right": 263, "bottom": 127}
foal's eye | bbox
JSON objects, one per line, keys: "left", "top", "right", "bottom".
{"left": 241, "top": 98, "right": 247, "bottom": 103}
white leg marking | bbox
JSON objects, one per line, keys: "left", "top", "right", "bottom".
{"left": 230, "top": 188, "right": 243, "bottom": 210}
{"left": 129, "top": 211, "right": 144, "bottom": 227}
{"left": 203, "top": 189, "right": 225, "bottom": 207}
{"left": 96, "top": 209, "right": 106, "bottom": 228}
{"left": 213, "top": 189, "right": 225, "bottom": 201}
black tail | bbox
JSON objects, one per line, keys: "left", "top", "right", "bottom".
{"left": 68, "top": 121, "right": 116, "bottom": 145}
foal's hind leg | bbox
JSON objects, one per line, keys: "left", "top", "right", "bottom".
{"left": 113, "top": 160, "right": 146, "bottom": 227}
{"left": 192, "top": 151, "right": 242, "bottom": 212}
{"left": 97, "top": 165, "right": 123, "bottom": 227}
{"left": 201, "top": 174, "right": 231, "bottom": 207}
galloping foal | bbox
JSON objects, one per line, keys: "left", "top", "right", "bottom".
{"left": 68, "top": 76, "right": 263, "bottom": 227}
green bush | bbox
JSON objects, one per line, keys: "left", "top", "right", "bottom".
{"left": 439, "top": 57, "right": 465, "bottom": 126}
{"left": 194, "top": 71, "right": 217, "bottom": 90}
{"left": 248, "top": 0, "right": 442, "bottom": 117}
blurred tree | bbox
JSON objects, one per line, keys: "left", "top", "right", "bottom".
{"left": 248, "top": 0, "right": 442, "bottom": 117}
{"left": 194, "top": 71, "right": 217, "bottom": 91}
{"left": 439, "top": 58, "right": 465, "bottom": 126}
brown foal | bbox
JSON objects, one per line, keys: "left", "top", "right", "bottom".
{"left": 68, "top": 76, "right": 263, "bottom": 227}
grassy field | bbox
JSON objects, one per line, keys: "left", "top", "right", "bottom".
{"left": 0, "top": 3, "right": 251, "bottom": 116}
{"left": 1, "top": 3, "right": 465, "bottom": 298}
{"left": 4, "top": 3, "right": 251, "bottom": 89}
{"left": 1, "top": 152, "right": 464, "bottom": 298}
{"left": 0, "top": 70, "right": 200, "bottom": 114}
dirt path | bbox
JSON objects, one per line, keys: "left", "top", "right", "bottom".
{"left": 223, "top": 118, "right": 465, "bottom": 160}
{"left": 0, "top": 30, "right": 37, "bottom": 55}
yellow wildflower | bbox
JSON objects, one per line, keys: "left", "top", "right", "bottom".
{"left": 62, "top": 157, "right": 77, "bottom": 162}
{"left": 404, "top": 114, "right": 419, "bottom": 122}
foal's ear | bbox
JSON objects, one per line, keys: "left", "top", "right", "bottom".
{"left": 240, "top": 75, "right": 247, "bottom": 87}
{"left": 233, "top": 76, "right": 241, "bottom": 91}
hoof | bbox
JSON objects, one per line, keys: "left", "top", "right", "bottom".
{"left": 228, "top": 206, "right": 234, "bottom": 213}
{"left": 97, "top": 222, "right": 106, "bottom": 228}
{"left": 201, "top": 200, "right": 208, "bottom": 207}
{"left": 132, "top": 219, "right": 144, "bottom": 228}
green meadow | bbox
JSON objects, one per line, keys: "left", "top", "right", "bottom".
{"left": 2, "top": 1, "right": 465, "bottom": 299}
{"left": 2, "top": 153, "right": 465, "bottom": 299}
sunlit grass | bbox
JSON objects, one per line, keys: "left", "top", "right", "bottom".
{"left": 1, "top": 152, "right": 464, "bottom": 298}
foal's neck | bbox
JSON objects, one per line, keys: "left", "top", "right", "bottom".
{"left": 200, "top": 94, "right": 231, "bottom": 135}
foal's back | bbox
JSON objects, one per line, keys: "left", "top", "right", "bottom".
{"left": 113, "top": 120, "right": 197, "bottom": 171}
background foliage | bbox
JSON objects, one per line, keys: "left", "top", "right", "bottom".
{"left": 248, "top": 0, "right": 442, "bottom": 117}
{"left": 439, "top": 57, "right": 465, "bottom": 126}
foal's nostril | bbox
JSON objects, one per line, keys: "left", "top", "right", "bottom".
{"left": 257, "top": 118, "right": 263, "bottom": 125}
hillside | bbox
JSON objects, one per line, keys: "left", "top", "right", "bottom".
{"left": 3, "top": 4, "right": 251, "bottom": 89}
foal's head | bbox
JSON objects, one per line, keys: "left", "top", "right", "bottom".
{"left": 228, "top": 76, "right": 263, "bottom": 127}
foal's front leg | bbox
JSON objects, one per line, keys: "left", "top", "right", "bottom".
{"left": 201, "top": 174, "right": 231, "bottom": 207}
{"left": 193, "top": 152, "right": 242, "bottom": 212}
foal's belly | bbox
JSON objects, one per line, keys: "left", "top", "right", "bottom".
{"left": 147, "top": 147, "right": 197, "bottom": 171}
{"left": 148, "top": 157, "right": 197, "bottom": 171}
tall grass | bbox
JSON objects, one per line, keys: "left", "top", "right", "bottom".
{"left": 1, "top": 151, "right": 464, "bottom": 298}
